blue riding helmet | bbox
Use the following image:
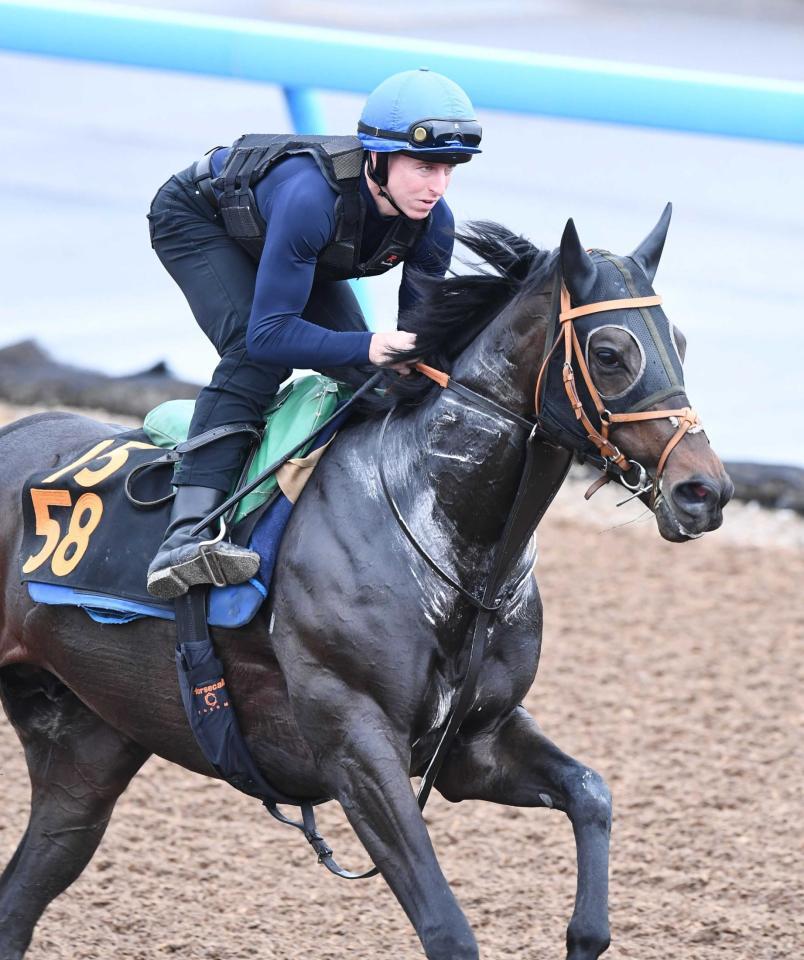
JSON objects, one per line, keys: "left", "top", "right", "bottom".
{"left": 358, "top": 68, "right": 482, "bottom": 164}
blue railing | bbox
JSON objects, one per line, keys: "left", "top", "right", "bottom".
{"left": 1, "top": 0, "right": 803, "bottom": 145}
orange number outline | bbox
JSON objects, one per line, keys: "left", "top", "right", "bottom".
{"left": 22, "top": 488, "right": 73, "bottom": 574}
{"left": 42, "top": 439, "right": 157, "bottom": 489}
{"left": 50, "top": 493, "right": 104, "bottom": 577}
{"left": 73, "top": 440, "right": 157, "bottom": 488}
{"left": 42, "top": 440, "right": 115, "bottom": 484}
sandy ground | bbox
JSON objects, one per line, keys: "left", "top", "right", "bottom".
{"left": 0, "top": 403, "right": 801, "bottom": 960}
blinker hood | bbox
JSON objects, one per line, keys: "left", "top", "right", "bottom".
{"left": 538, "top": 252, "right": 687, "bottom": 455}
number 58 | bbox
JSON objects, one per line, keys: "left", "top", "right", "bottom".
{"left": 22, "top": 488, "right": 104, "bottom": 577}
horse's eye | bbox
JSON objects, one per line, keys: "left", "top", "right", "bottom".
{"left": 594, "top": 348, "right": 619, "bottom": 368}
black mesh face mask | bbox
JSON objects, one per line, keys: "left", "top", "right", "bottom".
{"left": 532, "top": 206, "right": 705, "bottom": 500}
{"left": 538, "top": 252, "right": 687, "bottom": 453}
{"left": 577, "top": 253, "right": 684, "bottom": 410}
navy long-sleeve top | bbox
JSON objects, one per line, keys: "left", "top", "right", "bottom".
{"left": 209, "top": 148, "right": 455, "bottom": 369}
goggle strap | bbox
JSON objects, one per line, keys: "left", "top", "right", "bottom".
{"left": 358, "top": 118, "right": 481, "bottom": 148}
{"left": 357, "top": 121, "right": 409, "bottom": 142}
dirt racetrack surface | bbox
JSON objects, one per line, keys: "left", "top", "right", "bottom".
{"left": 1, "top": 403, "right": 802, "bottom": 960}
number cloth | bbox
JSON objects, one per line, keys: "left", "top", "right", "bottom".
{"left": 19, "top": 376, "right": 349, "bottom": 625}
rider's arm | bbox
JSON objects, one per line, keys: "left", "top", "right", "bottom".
{"left": 397, "top": 200, "right": 455, "bottom": 318}
{"left": 246, "top": 172, "right": 373, "bottom": 368}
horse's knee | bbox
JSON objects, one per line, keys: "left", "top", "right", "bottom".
{"left": 565, "top": 768, "right": 612, "bottom": 830}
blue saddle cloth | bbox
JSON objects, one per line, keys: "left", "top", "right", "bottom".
{"left": 28, "top": 574, "right": 268, "bottom": 627}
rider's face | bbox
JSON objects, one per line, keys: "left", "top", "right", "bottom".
{"left": 380, "top": 153, "right": 455, "bottom": 219}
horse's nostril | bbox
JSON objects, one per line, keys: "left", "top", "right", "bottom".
{"left": 673, "top": 479, "right": 719, "bottom": 513}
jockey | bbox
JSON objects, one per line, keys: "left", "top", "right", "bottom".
{"left": 145, "top": 68, "right": 482, "bottom": 600}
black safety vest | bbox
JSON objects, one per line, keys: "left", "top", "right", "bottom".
{"left": 213, "top": 134, "right": 429, "bottom": 281}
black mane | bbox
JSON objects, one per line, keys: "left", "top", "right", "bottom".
{"left": 361, "top": 220, "right": 556, "bottom": 411}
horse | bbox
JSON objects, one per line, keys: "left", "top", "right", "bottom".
{"left": 0, "top": 208, "right": 732, "bottom": 960}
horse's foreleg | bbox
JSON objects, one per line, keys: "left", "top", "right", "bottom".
{"left": 310, "top": 710, "right": 478, "bottom": 960}
{"left": 0, "top": 667, "right": 150, "bottom": 959}
{"left": 435, "top": 705, "right": 612, "bottom": 960}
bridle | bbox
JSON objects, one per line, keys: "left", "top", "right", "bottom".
{"left": 536, "top": 282, "right": 702, "bottom": 501}
{"left": 415, "top": 279, "right": 703, "bottom": 505}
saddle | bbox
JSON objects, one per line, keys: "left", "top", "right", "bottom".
{"left": 20, "top": 375, "right": 351, "bottom": 627}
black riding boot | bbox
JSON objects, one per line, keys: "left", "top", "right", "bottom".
{"left": 146, "top": 485, "right": 260, "bottom": 600}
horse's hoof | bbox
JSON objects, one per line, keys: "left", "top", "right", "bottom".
{"left": 146, "top": 543, "right": 260, "bottom": 599}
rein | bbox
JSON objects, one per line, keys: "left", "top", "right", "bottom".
{"left": 371, "top": 397, "right": 570, "bottom": 882}
{"left": 377, "top": 401, "right": 535, "bottom": 614}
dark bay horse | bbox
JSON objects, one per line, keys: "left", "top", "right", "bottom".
{"left": 0, "top": 209, "right": 731, "bottom": 959}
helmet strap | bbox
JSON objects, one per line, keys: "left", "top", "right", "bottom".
{"left": 366, "top": 152, "right": 408, "bottom": 218}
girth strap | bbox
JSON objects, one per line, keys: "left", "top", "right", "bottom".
{"left": 174, "top": 589, "right": 372, "bottom": 879}
{"left": 174, "top": 586, "right": 305, "bottom": 806}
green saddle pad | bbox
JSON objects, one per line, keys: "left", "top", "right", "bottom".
{"left": 143, "top": 374, "right": 352, "bottom": 525}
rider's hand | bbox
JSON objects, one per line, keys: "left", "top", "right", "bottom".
{"left": 369, "top": 331, "right": 418, "bottom": 375}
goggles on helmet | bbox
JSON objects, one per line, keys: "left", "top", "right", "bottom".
{"left": 357, "top": 118, "right": 482, "bottom": 150}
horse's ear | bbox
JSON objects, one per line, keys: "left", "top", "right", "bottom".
{"left": 560, "top": 218, "right": 597, "bottom": 302}
{"left": 630, "top": 202, "right": 672, "bottom": 283}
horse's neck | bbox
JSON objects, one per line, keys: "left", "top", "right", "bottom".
{"left": 451, "top": 286, "right": 553, "bottom": 419}
{"left": 392, "top": 285, "right": 557, "bottom": 592}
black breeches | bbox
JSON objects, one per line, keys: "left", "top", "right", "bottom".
{"left": 147, "top": 166, "right": 368, "bottom": 492}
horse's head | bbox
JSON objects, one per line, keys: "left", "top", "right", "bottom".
{"left": 538, "top": 205, "right": 733, "bottom": 541}
{"left": 382, "top": 209, "right": 732, "bottom": 542}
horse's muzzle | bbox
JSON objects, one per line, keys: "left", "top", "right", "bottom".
{"left": 659, "top": 472, "right": 734, "bottom": 540}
